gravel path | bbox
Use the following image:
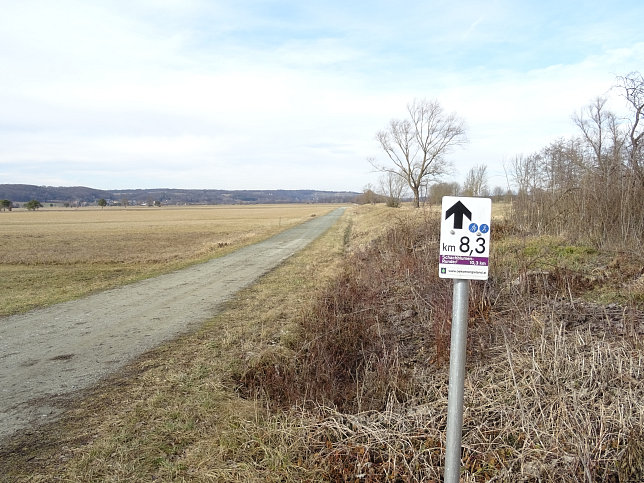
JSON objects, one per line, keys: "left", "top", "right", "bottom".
{"left": 0, "top": 208, "right": 345, "bottom": 441}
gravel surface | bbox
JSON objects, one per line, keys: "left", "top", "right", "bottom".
{"left": 0, "top": 208, "right": 345, "bottom": 441}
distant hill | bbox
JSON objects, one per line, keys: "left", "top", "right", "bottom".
{"left": 0, "top": 184, "right": 359, "bottom": 205}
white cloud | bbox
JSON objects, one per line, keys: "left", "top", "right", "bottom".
{"left": 1, "top": 1, "right": 643, "bottom": 192}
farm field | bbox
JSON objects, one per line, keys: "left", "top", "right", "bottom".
{"left": 0, "top": 204, "right": 337, "bottom": 316}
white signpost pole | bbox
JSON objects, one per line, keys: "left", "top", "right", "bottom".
{"left": 439, "top": 196, "right": 491, "bottom": 483}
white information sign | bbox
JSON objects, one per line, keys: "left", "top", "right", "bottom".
{"left": 439, "top": 196, "right": 492, "bottom": 280}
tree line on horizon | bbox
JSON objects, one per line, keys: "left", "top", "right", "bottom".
{"left": 0, "top": 187, "right": 360, "bottom": 209}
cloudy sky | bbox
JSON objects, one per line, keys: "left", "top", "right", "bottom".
{"left": 1, "top": 0, "right": 642, "bottom": 192}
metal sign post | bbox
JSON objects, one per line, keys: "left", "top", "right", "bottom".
{"left": 439, "top": 196, "right": 491, "bottom": 483}
{"left": 444, "top": 278, "right": 470, "bottom": 481}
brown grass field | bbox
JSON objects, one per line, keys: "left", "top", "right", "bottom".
{"left": 1, "top": 203, "right": 643, "bottom": 481}
{"left": 0, "top": 204, "right": 336, "bottom": 316}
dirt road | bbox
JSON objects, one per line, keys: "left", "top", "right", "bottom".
{"left": 0, "top": 208, "right": 345, "bottom": 441}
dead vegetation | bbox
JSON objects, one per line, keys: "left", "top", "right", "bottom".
{"left": 241, "top": 208, "right": 644, "bottom": 481}
{"left": 509, "top": 73, "right": 644, "bottom": 253}
{"left": 1, "top": 204, "right": 642, "bottom": 481}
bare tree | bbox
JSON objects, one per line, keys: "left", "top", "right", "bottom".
{"left": 510, "top": 77, "right": 644, "bottom": 249}
{"left": 372, "top": 99, "right": 467, "bottom": 208}
{"left": 511, "top": 153, "right": 544, "bottom": 194}
{"left": 541, "top": 138, "right": 585, "bottom": 194}
{"left": 572, "top": 97, "right": 623, "bottom": 178}
{"left": 379, "top": 171, "right": 407, "bottom": 207}
{"left": 462, "top": 164, "right": 489, "bottom": 197}
{"left": 510, "top": 153, "right": 548, "bottom": 231}
{"left": 491, "top": 186, "right": 505, "bottom": 201}
{"left": 616, "top": 72, "right": 644, "bottom": 184}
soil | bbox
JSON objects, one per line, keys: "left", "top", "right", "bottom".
{"left": 0, "top": 208, "right": 345, "bottom": 442}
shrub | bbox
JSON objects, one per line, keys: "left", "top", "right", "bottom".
{"left": 242, "top": 213, "right": 493, "bottom": 411}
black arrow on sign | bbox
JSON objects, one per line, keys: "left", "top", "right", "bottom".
{"left": 445, "top": 201, "right": 472, "bottom": 229}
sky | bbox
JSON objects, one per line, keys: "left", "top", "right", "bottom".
{"left": 1, "top": 0, "right": 643, "bottom": 192}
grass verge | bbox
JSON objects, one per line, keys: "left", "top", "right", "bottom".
{"left": 240, "top": 209, "right": 644, "bottom": 481}
{"left": 1, "top": 203, "right": 642, "bottom": 481}
{"left": 0, "top": 204, "right": 399, "bottom": 481}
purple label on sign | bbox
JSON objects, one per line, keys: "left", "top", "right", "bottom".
{"left": 439, "top": 255, "right": 489, "bottom": 266}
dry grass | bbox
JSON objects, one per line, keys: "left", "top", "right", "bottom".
{"left": 239, "top": 208, "right": 644, "bottom": 481}
{"left": 281, "top": 304, "right": 643, "bottom": 482}
{"left": 0, "top": 204, "right": 336, "bottom": 315}
{"left": 241, "top": 210, "right": 451, "bottom": 410}
{"left": 1, "top": 203, "right": 643, "bottom": 482}
{"left": 0, "top": 204, "right": 401, "bottom": 482}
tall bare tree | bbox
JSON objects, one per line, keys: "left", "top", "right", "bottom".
{"left": 379, "top": 171, "right": 407, "bottom": 207}
{"left": 372, "top": 99, "right": 467, "bottom": 208}
{"left": 510, "top": 75, "right": 644, "bottom": 249}
{"left": 572, "top": 97, "right": 623, "bottom": 178}
{"left": 616, "top": 72, "right": 644, "bottom": 185}
{"left": 462, "top": 164, "right": 489, "bottom": 197}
